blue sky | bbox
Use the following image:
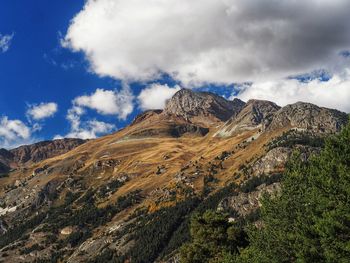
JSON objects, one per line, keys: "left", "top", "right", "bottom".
{"left": 0, "top": 0, "right": 349, "bottom": 148}
{"left": 0, "top": 0, "right": 141, "bottom": 147}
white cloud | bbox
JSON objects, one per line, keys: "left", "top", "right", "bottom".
{"left": 63, "top": 0, "right": 350, "bottom": 86}
{"left": 0, "top": 33, "right": 14, "bottom": 53}
{"left": 0, "top": 116, "right": 32, "bottom": 148}
{"left": 234, "top": 68, "right": 350, "bottom": 113}
{"left": 138, "top": 84, "right": 181, "bottom": 110}
{"left": 27, "top": 102, "right": 58, "bottom": 120}
{"left": 55, "top": 87, "right": 132, "bottom": 140}
{"left": 73, "top": 87, "right": 134, "bottom": 119}
{"left": 57, "top": 119, "right": 115, "bottom": 140}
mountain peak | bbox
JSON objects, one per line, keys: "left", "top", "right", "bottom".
{"left": 268, "top": 101, "right": 348, "bottom": 133}
{"left": 216, "top": 99, "right": 280, "bottom": 136}
{"left": 164, "top": 89, "right": 245, "bottom": 125}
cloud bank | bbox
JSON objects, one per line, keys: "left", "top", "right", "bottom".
{"left": 235, "top": 69, "right": 350, "bottom": 113}
{"left": 63, "top": 0, "right": 350, "bottom": 85}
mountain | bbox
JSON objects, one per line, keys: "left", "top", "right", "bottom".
{"left": 164, "top": 89, "right": 245, "bottom": 126}
{"left": 0, "top": 90, "right": 348, "bottom": 263}
{"left": 268, "top": 101, "right": 348, "bottom": 133}
{"left": 216, "top": 100, "right": 348, "bottom": 137}
{"left": 216, "top": 99, "right": 281, "bottom": 137}
{"left": 0, "top": 138, "right": 86, "bottom": 174}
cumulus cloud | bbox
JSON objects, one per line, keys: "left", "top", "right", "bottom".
{"left": 0, "top": 116, "right": 32, "bottom": 148}
{"left": 234, "top": 68, "right": 350, "bottom": 113}
{"left": 73, "top": 87, "right": 134, "bottom": 119}
{"left": 63, "top": 0, "right": 350, "bottom": 85}
{"left": 26, "top": 102, "right": 58, "bottom": 120}
{"left": 55, "top": 119, "right": 115, "bottom": 140}
{"left": 0, "top": 33, "right": 14, "bottom": 53}
{"left": 56, "top": 87, "right": 132, "bottom": 140}
{"left": 138, "top": 84, "right": 180, "bottom": 110}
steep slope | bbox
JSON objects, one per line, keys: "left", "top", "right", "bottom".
{"left": 164, "top": 89, "right": 245, "bottom": 126}
{"left": 269, "top": 102, "right": 348, "bottom": 133}
{"left": 0, "top": 91, "right": 348, "bottom": 263}
{"left": 216, "top": 99, "right": 280, "bottom": 137}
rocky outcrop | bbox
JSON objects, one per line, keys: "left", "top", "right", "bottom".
{"left": 252, "top": 146, "right": 321, "bottom": 176}
{"left": 164, "top": 89, "right": 245, "bottom": 124}
{"left": 218, "top": 183, "right": 281, "bottom": 218}
{"left": 216, "top": 99, "right": 280, "bottom": 136}
{"left": 252, "top": 147, "right": 292, "bottom": 176}
{"left": 268, "top": 102, "right": 348, "bottom": 133}
{"left": 33, "top": 180, "right": 61, "bottom": 208}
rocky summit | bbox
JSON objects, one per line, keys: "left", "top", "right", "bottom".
{"left": 268, "top": 101, "right": 348, "bottom": 133}
{"left": 164, "top": 89, "right": 245, "bottom": 125}
{"left": 0, "top": 89, "right": 348, "bottom": 263}
{"left": 216, "top": 99, "right": 281, "bottom": 137}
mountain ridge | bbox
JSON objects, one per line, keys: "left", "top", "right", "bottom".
{"left": 0, "top": 89, "right": 348, "bottom": 263}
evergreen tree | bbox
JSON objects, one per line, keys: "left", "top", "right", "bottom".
{"left": 238, "top": 119, "right": 350, "bottom": 262}
{"left": 180, "top": 120, "right": 350, "bottom": 263}
{"left": 180, "top": 210, "right": 247, "bottom": 263}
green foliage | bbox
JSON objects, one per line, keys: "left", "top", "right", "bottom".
{"left": 127, "top": 198, "right": 199, "bottom": 263}
{"left": 96, "top": 179, "right": 125, "bottom": 199}
{"left": 62, "top": 230, "right": 91, "bottom": 248}
{"left": 20, "top": 243, "right": 44, "bottom": 254}
{"left": 266, "top": 129, "right": 325, "bottom": 150}
{"left": 0, "top": 189, "right": 142, "bottom": 260}
{"left": 0, "top": 212, "right": 46, "bottom": 249}
{"left": 179, "top": 210, "right": 248, "bottom": 263}
{"left": 160, "top": 183, "right": 239, "bottom": 259}
{"left": 236, "top": 120, "right": 350, "bottom": 262}
{"left": 240, "top": 173, "right": 282, "bottom": 193}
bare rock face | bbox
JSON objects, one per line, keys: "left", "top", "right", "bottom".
{"left": 268, "top": 102, "right": 348, "bottom": 133}
{"left": 252, "top": 147, "right": 292, "bottom": 176}
{"left": 252, "top": 146, "right": 321, "bottom": 177}
{"left": 10, "top": 138, "right": 86, "bottom": 165}
{"left": 164, "top": 89, "right": 245, "bottom": 124}
{"left": 216, "top": 99, "right": 280, "bottom": 136}
{"left": 218, "top": 183, "right": 281, "bottom": 218}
